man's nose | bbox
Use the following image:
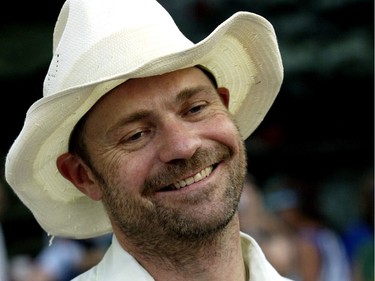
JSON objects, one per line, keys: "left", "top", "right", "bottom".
{"left": 157, "top": 119, "right": 201, "bottom": 163}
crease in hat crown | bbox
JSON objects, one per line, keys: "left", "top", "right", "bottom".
{"left": 44, "top": 0, "right": 193, "bottom": 97}
{"left": 5, "top": 0, "right": 283, "bottom": 238}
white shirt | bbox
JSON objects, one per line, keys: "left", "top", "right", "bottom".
{"left": 72, "top": 232, "right": 292, "bottom": 281}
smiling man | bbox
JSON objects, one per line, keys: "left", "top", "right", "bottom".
{"left": 5, "top": 0, "right": 289, "bottom": 280}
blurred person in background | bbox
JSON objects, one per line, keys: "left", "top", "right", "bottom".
{"left": 238, "top": 174, "right": 299, "bottom": 280}
{"left": 342, "top": 170, "right": 374, "bottom": 281}
{"left": 19, "top": 234, "right": 112, "bottom": 281}
{"left": 264, "top": 175, "right": 352, "bottom": 281}
{"left": 9, "top": 234, "right": 112, "bottom": 281}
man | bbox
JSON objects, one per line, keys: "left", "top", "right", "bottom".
{"left": 5, "top": 0, "right": 288, "bottom": 280}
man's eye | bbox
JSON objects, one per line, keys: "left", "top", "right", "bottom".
{"left": 129, "top": 131, "right": 144, "bottom": 141}
{"left": 187, "top": 103, "right": 207, "bottom": 115}
{"left": 124, "top": 129, "right": 150, "bottom": 143}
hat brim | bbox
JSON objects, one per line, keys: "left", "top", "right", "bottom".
{"left": 6, "top": 12, "right": 283, "bottom": 238}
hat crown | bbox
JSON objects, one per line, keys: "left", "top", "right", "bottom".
{"left": 43, "top": 0, "right": 193, "bottom": 97}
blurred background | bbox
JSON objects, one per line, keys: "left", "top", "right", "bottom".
{"left": 0, "top": 0, "right": 373, "bottom": 280}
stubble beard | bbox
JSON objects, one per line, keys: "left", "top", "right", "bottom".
{"left": 98, "top": 136, "right": 247, "bottom": 261}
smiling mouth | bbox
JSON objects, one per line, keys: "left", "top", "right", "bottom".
{"left": 159, "top": 164, "right": 217, "bottom": 192}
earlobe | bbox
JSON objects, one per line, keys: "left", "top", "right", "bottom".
{"left": 217, "top": 87, "right": 230, "bottom": 108}
{"left": 56, "top": 153, "right": 103, "bottom": 201}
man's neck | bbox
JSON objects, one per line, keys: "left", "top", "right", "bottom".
{"left": 116, "top": 218, "right": 246, "bottom": 281}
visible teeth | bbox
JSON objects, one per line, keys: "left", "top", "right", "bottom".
{"left": 194, "top": 173, "right": 203, "bottom": 182}
{"left": 173, "top": 166, "right": 213, "bottom": 189}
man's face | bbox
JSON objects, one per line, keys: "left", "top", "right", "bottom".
{"left": 83, "top": 67, "right": 247, "bottom": 243}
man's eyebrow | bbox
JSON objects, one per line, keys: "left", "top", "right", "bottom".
{"left": 106, "top": 110, "right": 151, "bottom": 137}
{"left": 175, "top": 85, "right": 215, "bottom": 103}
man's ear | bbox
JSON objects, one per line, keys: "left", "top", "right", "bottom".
{"left": 56, "top": 153, "right": 102, "bottom": 201}
{"left": 217, "top": 87, "right": 230, "bottom": 108}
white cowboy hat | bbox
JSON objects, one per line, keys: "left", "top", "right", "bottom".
{"left": 5, "top": 0, "right": 283, "bottom": 239}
